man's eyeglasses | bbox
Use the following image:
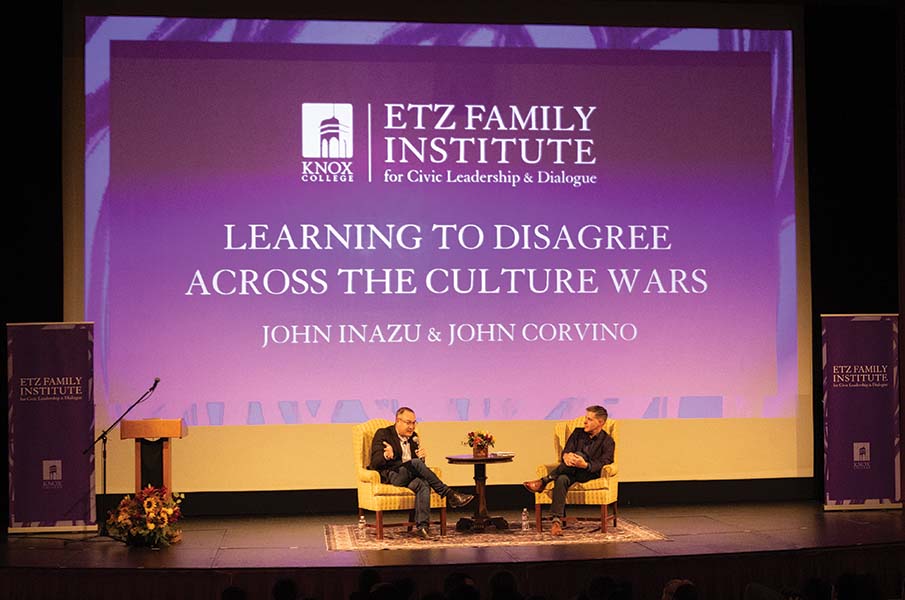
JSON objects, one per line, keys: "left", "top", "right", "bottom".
{"left": 397, "top": 418, "right": 417, "bottom": 426}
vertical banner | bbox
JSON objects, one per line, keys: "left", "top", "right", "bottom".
{"left": 7, "top": 323, "right": 95, "bottom": 531}
{"left": 822, "top": 314, "right": 901, "bottom": 509}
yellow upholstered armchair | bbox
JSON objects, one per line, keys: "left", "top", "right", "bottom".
{"left": 533, "top": 416, "right": 619, "bottom": 532}
{"left": 352, "top": 419, "right": 447, "bottom": 539}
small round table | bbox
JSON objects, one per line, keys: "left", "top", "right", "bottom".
{"left": 445, "top": 453, "right": 514, "bottom": 532}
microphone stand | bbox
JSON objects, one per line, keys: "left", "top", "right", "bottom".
{"left": 84, "top": 380, "right": 158, "bottom": 536}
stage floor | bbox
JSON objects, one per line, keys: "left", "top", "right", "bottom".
{"left": 5, "top": 501, "right": 904, "bottom": 569}
{"left": 3, "top": 501, "right": 904, "bottom": 599}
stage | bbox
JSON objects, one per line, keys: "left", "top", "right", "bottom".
{"left": 2, "top": 501, "right": 903, "bottom": 599}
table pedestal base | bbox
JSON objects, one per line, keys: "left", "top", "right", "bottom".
{"left": 455, "top": 515, "right": 510, "bottom": 532}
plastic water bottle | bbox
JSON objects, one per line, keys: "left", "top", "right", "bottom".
{"left": 521, "top": 508, "right": 530, "bottom": 532}
{"left": 358, "top": 515, "right": 367, "bottom": 536}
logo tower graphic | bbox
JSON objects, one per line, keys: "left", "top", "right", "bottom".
{"left": 302, "top": 103, "right": 353, "bottom": 158}
{"left": 853, "top": 442, "right": 871, "bottom": 463}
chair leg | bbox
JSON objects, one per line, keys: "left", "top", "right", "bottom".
{"left": 376, "top": 510, "right": 384, "bottom": 540}
{"left": 407, "top": 510, "right": 415, "bottom": 532}
{"left": 358, "top": 508, "right": 364, "bottom": 518}
{"left": 612, "top": 502, "right": 618, "bottom": 528}
{"left": 535, "top": 504, "right": 543, "bottom": 532}
{"left": 601, "top": 503, "right": 607, "bottom": 533}
{"left": 440, "top": 507, "right": 447, "bottom": 535}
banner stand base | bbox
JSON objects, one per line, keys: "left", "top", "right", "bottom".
{"left": 8, "top": 525, "right": 98, "bottom": 534}
{"left": 823, "top": 503, "right": 903, "bottom": 511}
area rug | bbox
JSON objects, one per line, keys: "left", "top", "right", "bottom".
{"left": 325, "top": 519, "right": 667, "bottom": 551}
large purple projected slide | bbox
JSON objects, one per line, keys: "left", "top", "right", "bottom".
{"left": 86, "top": 19, "right": 797, "bottom": 425}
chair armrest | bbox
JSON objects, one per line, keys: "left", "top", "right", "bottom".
{"left": 358, "top": 467, "right": 381, "bottom": 484}
{"left": 603, "top": 462, "right": 618, "bottom": 478}
{"left": 536, "top": 463, "right": 560, "bottom": 478}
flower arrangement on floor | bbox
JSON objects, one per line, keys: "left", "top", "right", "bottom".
{"left": 106, "top": 485, "right": 184, "bottom": 547}
{"left": 464, "top": 431, "right": 495, "bottom": 457}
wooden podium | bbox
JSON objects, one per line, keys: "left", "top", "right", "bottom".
{"left": 120, "top": 419, "right": 188, "bottom": 493}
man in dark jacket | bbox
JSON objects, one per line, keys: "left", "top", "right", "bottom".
{"left": 369, "top": 406, "right": 473, "bottom": 538}
{"left": 523, "top": 405, "right": 615, "bottom": 535}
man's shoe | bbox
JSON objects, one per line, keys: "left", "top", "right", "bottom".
{"left": 523, "top": 479, "right": 546, "bottom": 493}
{"left": 413, "top": 525, "right": 434, "bottom": 540}
{"left": 550, "top": 519, "right": 563, "bottom": 536}
{"left": 446, "top": 490, "right": 475, "bottom": 508}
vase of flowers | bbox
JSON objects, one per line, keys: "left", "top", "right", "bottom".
{"left": 465, "top": 431, "right": 495, "bottom": 458}
{"left": 106, "top": 485, "right": 184, "bottom": 548}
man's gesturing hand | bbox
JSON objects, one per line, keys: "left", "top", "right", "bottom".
{"left": 383, "top": 441, "right": 394, "bottom": 460}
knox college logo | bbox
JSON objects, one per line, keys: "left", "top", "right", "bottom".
{"left": 853, "top": 442, "right": 871, "bottom": 470}
{"left": 42, "top": 459, "right": 63, "bottom": 489}
{"left": 301, "top": 103, "right": 354, "bottom": 182}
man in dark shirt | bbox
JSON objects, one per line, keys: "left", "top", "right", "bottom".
{"left": 523, "top": 405, "right": 615, "bottom": 535}
{"left": 369, "top": 406, "right": 474, "bottom": 538}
